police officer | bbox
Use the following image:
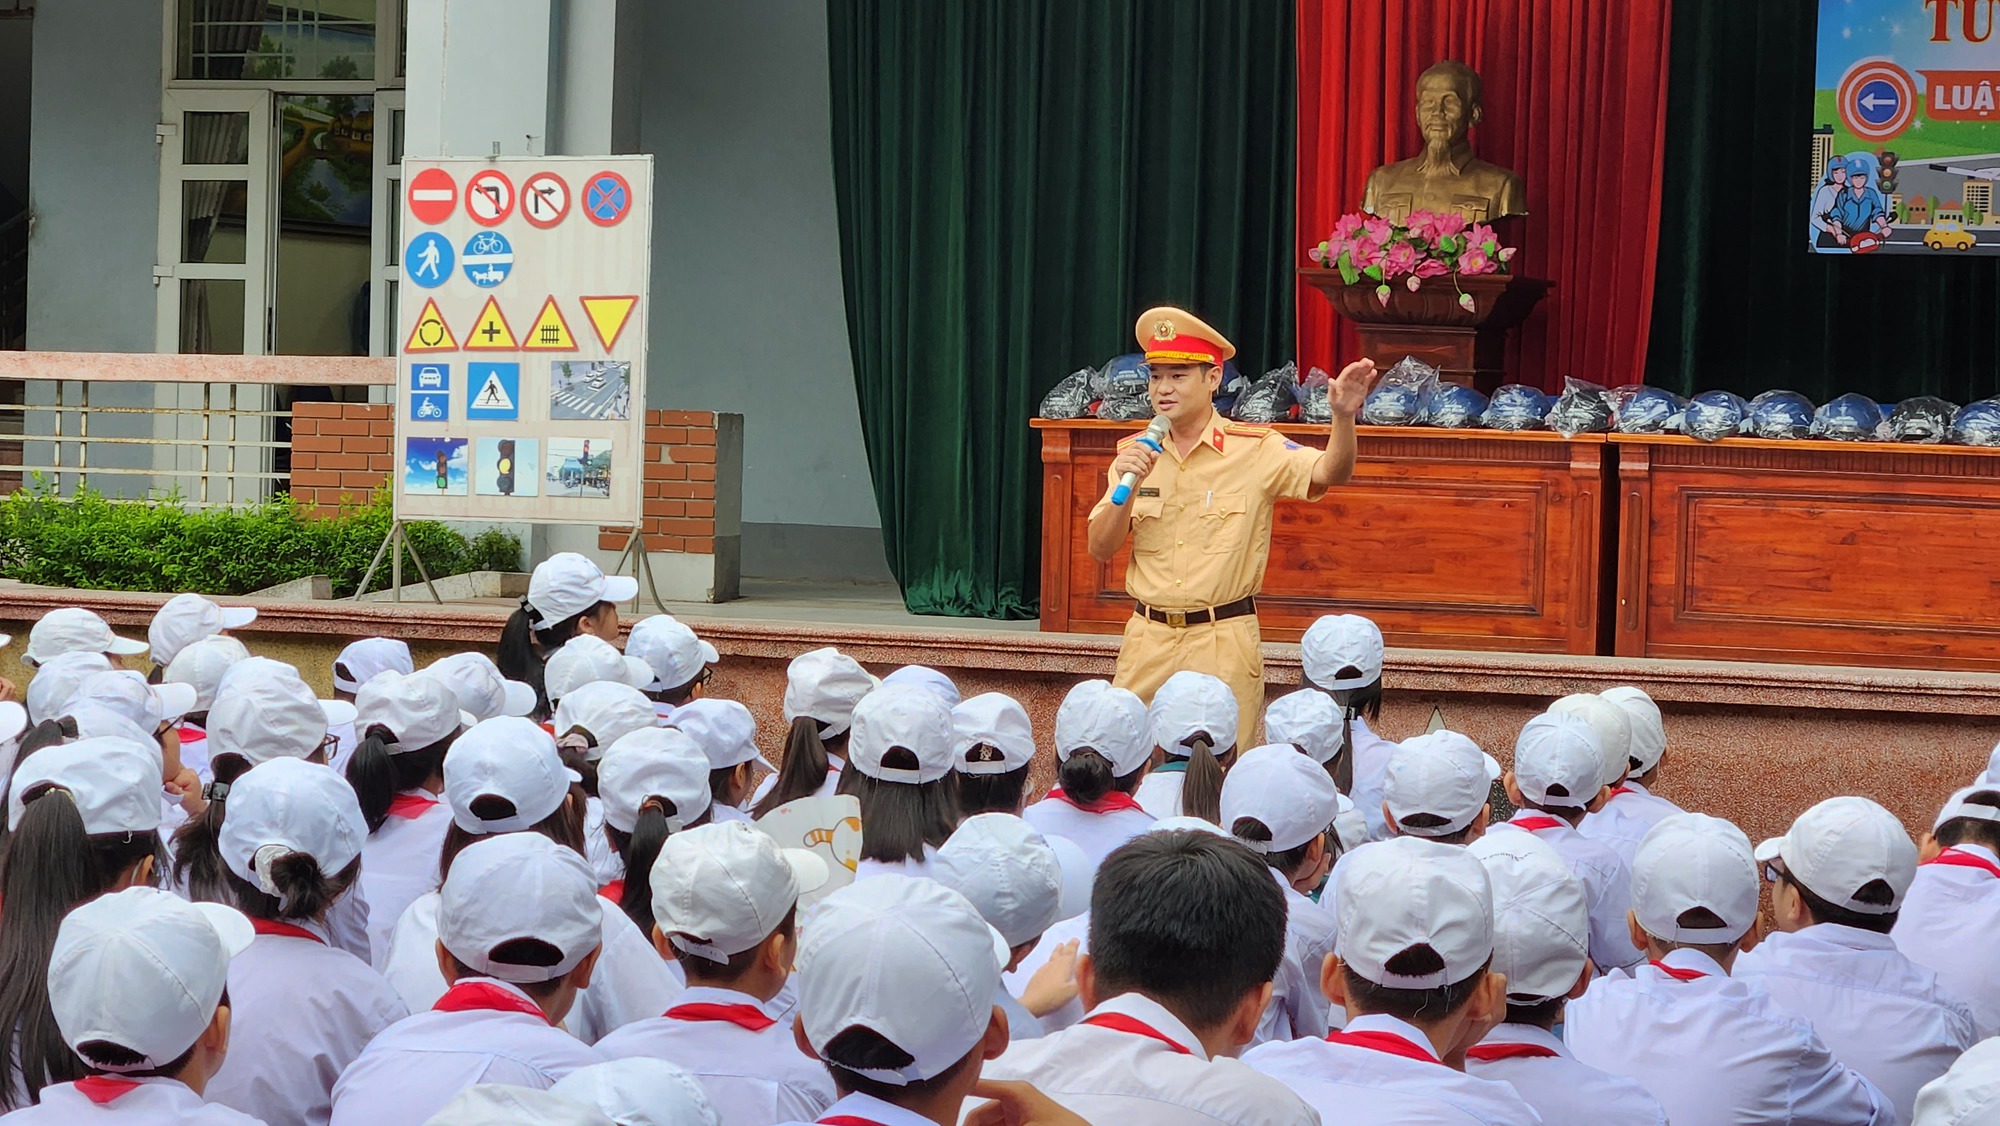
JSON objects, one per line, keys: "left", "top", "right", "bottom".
{"left": 1087, "top": 306, "right": 1377, "bottom": 749}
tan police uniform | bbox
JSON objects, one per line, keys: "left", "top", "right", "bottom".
{"left": 1092, "top": 307, "right": 1327, "bottom": 750}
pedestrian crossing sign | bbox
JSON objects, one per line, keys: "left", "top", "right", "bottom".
{"left": 465, "top": 296, "right": 518, "bottom": 351}
{"left": 467, "top": 362, "right": 521, "bottom": 421}
{"left": 403, "top": 298, "right": 458, "bottom": 353}
{"left": 522, "top": 296, "right": 578, "bottom": 351}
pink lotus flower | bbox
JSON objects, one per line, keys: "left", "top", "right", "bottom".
{"left": 1458, "top": 292, "right": 1477, "bottom": 314}
{"left": 1381, "top": 240, "right": 1420, "bottom": 278}
{"left": 1403, "top": 209, "right": 1438, "bottom": 234}
{"left": 1350, "top": 236, "right": 1387, "bottom": 271}
{"left": 1414, "top": 258, "right": 1449, "bottom": 279}
{"left": 1376, "top": 284, "right": 1393, "bottom": 307}
{"left": 1459, "top": 247, "right": 1494, "bottom": 275}
{"left": 1331, "top": 213, "right": 1366, "bottom": 241}
{"left": 1362, "top": 216, "right": 1394, "bottom": 245}
{"left": 1430, "top": 211, "right": 1469, "bottom": 239}
{"left": 1466, "top": 223, "right": 1499, "bottom": 253}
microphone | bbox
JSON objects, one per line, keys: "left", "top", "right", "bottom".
{"left": 1110, "top": 415, "right": 1171, "bottom": 507}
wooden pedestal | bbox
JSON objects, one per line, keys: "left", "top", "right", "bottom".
{"left": 1300, "top": 269, "right": 1551, "bottom": 392}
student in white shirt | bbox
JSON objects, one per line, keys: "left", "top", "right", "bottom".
{"left": 839, "top": 685, "right": 960, "bottom": 880}
{"left": 1465, "top": 832, "right": 1669, "bottom": 1124}
{"left": 553, "top": 680, "right": 664, "bottom": 884}
{"left": 951, "top": 693, "right": 1036, "bottom": 817}
{"left": 595, "top": 726, "right": 713, "bottom": 931}
{"left": 424, "top": 1085, "right": 618, "bottom": 1126}
{"left": 551, "top": 1057, "right": 723, "bottom": 1126}
{"left": 499, "top": 552, "right": 640, "bottom": 719}
{"left": 1262, "top": 688, "right": 1342, "bottom": 781}
{"left": 935, "top": 814, "right": 1073, "bottom": 1041}
{"left": 1566, "top": 813, "right": 1895, "bottom": 1125}
{"left": 1220, "top": 744, "right": 1346, "bottom": 1044}
{"left": 1896, "top": 782, "right": 2000, "bottom": 1037}
{"left": 626, "top": 614, "right": 719, "bottom": 721}
{"left": 0, "top": 887, "right": 260, "bottom": 1125}
{"left": 0, "top": 737, "right": 167, "bottom": 1112}
{"left": 1298, "top": 612, "right": 1390, "bottom": 832}
{"left": 1378, "top": 728, "right": 1499, "bottom": 844}
{"left": 203, "top": 759, "right": 408, "bottom": 1126}
{"left": 1913, "top": 1035, "right": 2000, "bottom": 1125}
{"left": 1739, "top": 796, "right": 1977, "bottom": 1120}
{"left": 378, "top": 716, "right": 680, "bottom": 1044}
{"left": 595, "top": 820, "right": 833, "bottom": 1123}
{"left": 162, "top": 635, "right": 252, "bottom": 783}
{"left": 21, "top": 606, "right": 149, "bottom": 670}
{"left": 25, "top": 650, "right": 115, "bottom": 724}
{"left": 60, "top": 669, "right": 201, "bottom": 824}
{"left": 1579, "top": 686, "right": 1684, "bottom": 868}
{"left": 1022, "top": 681, "right": 1156, "bottom": 878}
{"left": 344, "top": 669, "right": 464, "bottom": 965}
{"left": 147, "top": 593, "right": 257, "bottom": 674}
{"left": 328, "top": 638, "right": 413, "bottom": 770}
{"left": 1245, "top": 835, "right": 1540, "bottom": 1125}
{"left": 331, "top": 833, "right": 607, "bottom": 1126}
{"left": 983, "top": 830, "right": 1319, "bottom": 1125}
{"left": 1135, "top": 671, "right": 1238, "bottom": 823}
{"left": 425, "top": 650, "right": 539, "bottom": 725}
{"left": 668, "top": 698, "right": 770, "bottom": 825}
{"left": 1497, "top": 710, "right": 1645, "bottom": 970}
{"left": 751, "top": 647, "right": 876, "bottom": 816}
{"left": 546, "top": 636, "right": 656, "bottom": 710}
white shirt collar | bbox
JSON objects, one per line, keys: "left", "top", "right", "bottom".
{"left": 1623, "top": 780, "right": 1652, "bottom": 796}
{"left": 1479, "top": 1021, "right": 1570, "bottom": 1058}
{"left": 1653, "top": 947, "right": 1729, "bottom": 978}
{"left": 1793, "top": 921, "right": 1898, "bottom": 951}
{"left": 813, "top": 1091, "right": 942, "bottom": 1126}
{"left": 1341, "top": 1012, "right": 1443, "bottom": 1060}
{"left": 1949, "top": 842, "right": 2000, "bottom": 865}
{"left": 1087, "top": 992, "right": 1212, "bottom": 1061}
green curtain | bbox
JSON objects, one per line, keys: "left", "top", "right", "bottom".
{"left": 1646, "top": 0, "right": 2000, "bottom": 403}
{"left": 826, "top": 0, "right": 1295, "bottom": 619}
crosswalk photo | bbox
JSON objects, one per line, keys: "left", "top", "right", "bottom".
{"left": 548, "top": 360, "right": 632, "bottom": 421}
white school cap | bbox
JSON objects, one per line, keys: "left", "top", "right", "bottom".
{"left": 881, "top": 665, "right": 961, "bottom": 707}
{"left": 1054, "top": 680, "right": 1151, "bottom": 776}
{"left": 1148, "top": 670, "right": 1239, "bottom": 756}
{"left": 796, "top": 876, "right": 1005, "bottom": 1086}
{"left": 26, "top": 651, "right": 114, "bottom": 723}
{"left": 164, "top": 635, "right": 251, "bottom": 714}
{"left": 598, "top": 727, "right": 713, "bottom": 834}
{"left": 849, "top": 684, "right": 957, "bottom": 784}
{"left": 545, "top": 635, "right": 654, "bottom": 702}
{"left": 444, "top": 716, "right": 581, "bottom": 834}
{"left": 669, "top": 698, "right": 771, "bottom": 772}
{"left": 1512, "top": 711, "right": 1604, "bottom": 810}
{"left": 625, "top": 614, "right": 718, "bottom": 693}
{"left": 1264, "top": 689, "right": 1342, "bottom": 764}
{"left": 1632, "top": 812, "right": 1759, "bottom": 943}
{"left": 47, "top": 887, "right": 252, "bottom": 1073}
{"left": 951, "top": 692, "right": 1035, "bottom": 776}
{"left": 1470, "top": 831, "right": 1590, "bottom": 1002}
{"left": 0, "top": 701, "right": 25, "bottom": 748}
{"left": 551, "top": 1058, "right": 723, "bottom": 1126}
{"left": 1148, "top": 815, "right": 1236, "bottom": 839}
{"left": 1985, "top": 740, "right": 2000, "bottom": 786}
{"left": 1755, "top": 795, "right": 1916, "bottom": 914}
{"left": 650, "top": 820, "right": 828, "bottom": 963}
{"left": 1333, "top": 802, "right": 1371, "bottom": 854}
{"left": 66, "top": 669, "right": 198, "bottom": 732}
{"left": 438, "top": 831, "right": 603, "bottom": 983}
{"left": 332, "top": 637, "right": 413, "bottom": 695}
{"left": 1300, "top": 613, "right": 1385, "bottom": 691}
{"left": 1936, "top": 783, "right": 2000, "bottom": 829}
{"left": 8, "top": 736, "right": 163, "bottom": 833}
{"left": 426, "top": 651, "right": 537, "bottom": 722}
{"left": 935, "top": 813, "right": 1065, "bottom": 947}
{"left": 783, "top": 647, "right": 878, "bottom": 739}
{"left": 354, "top": 669, "right": 463, "bottom": 749}
{"left": 1337, "top": 834, "right": 1495, "bottom": 988}
{"left": 1548, "top": 693, "right": 1631, "bottom": 790}
{"left": 1601, "top": 686, "right": 1667, "bottom": 774}
{"left": 24, "top": 607, "right": 149, "bottom": 667}
{"left": 65, "top": 703, "right": 160, "bottom": 749}
{"left": 1383, "top": 730, "right": 1501, "bottom": 837}
{"left": 527, "top": 552, "right": 638, "bottom": 624}
{"left": 209, "top": 658, "right": 354, "bottom": 764}
{"left": 554, "top": 681, "right": 659, "bottom": 760}
{"left": 425, "top": 1086, "right": 614, "bottom": 1126}
{"left": 220, "top": 758, "right": 368, "bottom": 898}
{"left": 148, "top": 593, "right": 257, "bottom": 668}
{"left": 1912, "top": 1036, "right": 2000, "bottom": 1126}
{"left": 1222, "top": 743, "right": 1343, "bottom": 854}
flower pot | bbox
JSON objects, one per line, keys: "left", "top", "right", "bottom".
{"left": 1300, "top": 269, "right": 1552, "bottom": 392}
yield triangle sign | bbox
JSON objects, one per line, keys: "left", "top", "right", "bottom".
{"left": 403, "top": 298, "right": 458, "bottom": 353}
{"left": 522, "top": 296, "right": 578, "bottom": 351}
{"left": 579, "top": 295, "right": 637, "bottom": 351}
{"left": 465, "top": 296, "right": 518, "bottom": 351}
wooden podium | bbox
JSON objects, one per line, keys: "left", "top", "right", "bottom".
{"left": 1300, "top": 268, "right": 1550, "bottom": 392}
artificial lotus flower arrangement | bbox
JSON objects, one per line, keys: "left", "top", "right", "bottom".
{"left": 1309, "top": 209, "right": 1517, "bottom": 314}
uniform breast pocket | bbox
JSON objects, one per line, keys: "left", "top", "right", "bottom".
{"left": 1129, "top": 496, "right": 1169, "bottom": 556}
{"left": 1197, "top": 493, "right": 1250, "bottom": 555}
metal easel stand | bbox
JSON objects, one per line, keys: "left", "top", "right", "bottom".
{"left": 608, "top": 524, "right": 671, "bottom": 614}
{"left": 352, "top": 520, "right": 444, "bottom": 604}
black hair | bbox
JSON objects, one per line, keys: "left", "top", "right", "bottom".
{"left": 0, "top": 789, "right": 163, "bottom": 1108}
{"left": 555, "top": 737, "right": 602, "bottom": 798}
{"left": 1936, "top": 791, "right": 2000, "bottom": 852}
{"left": 11, "top": 718, "right": 77, "bottom": 776}
{"left": 169, "top": 751, "right": 254, "bottom": 906}
{"left": 753, "top": 717, "right": 848, "bottom": 817}
{"left": 1302, "top": 671, "right": 1383, "bottom": 794}
{"left": 1778, "top": 868, "right": 1898, "bottom": 934}
{"left": 74, "top": 987, "right": 228, "bottom": 1080}
{"left": 1342, "top": 951, "right": 1491, "bottom": 1023}
{"left": 1231, "top": 817, "right": 1320, "bottom": 879}
{"left": 438, "top": 784, "right": 589, "bottom": 881}
{"left": 1055, "top": 748, "right": 1145, "bottom": 807}
{"left": 444, "top": 950, "right": 569, "bottom": 1003}
{"left": 955, "top": 758, "right": 1030, "bottom": 816}
{"left": 499, "top": 599, "right": 613, "bottom": 719}
{"left": 1169, "top": 731, "right": 1233, "bottom": 825}
{"left": 1646, "top": 906, "right": 1744, "bottom": 961}
{"left": 840, "top": 759, "right": 958, "bottom": 864}
{"left": 821, "top": 1024, "right": 981, "bottom": 1101}
{"left": 346, "top": 725, "right": 454, "bottom": 834}
{"left": 1089, "top": 831, "right": 1286, "bottom": 1029}
{"left": 1392, "top": 811, "right": 1482, "bottom": 845}
{"left": 708, "top": 763, "right": 751, "bottom": 810}
{"left": 224, "top": 855, "right": 361, "bottom": 923}
{"left": 671, "top": 903, "right": 797, "bottom": 986}
{"left": 651, "top": 671, "right": 707, "bottom": 710}
{"left": 1505, "top": 996, "right": 1567, "bottom": 1029}
{"left": 604, "top": 797, "right": 711, "bottom": 932}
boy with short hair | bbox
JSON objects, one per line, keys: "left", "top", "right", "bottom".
{"left": 1739, "top": 796, "right": 1977, "bottom": 1120}
{"left": 1566, "top": 813, "right": 1894, "bottom": 1125}
{"left": 1579, "top": 686, "right": 1683, "bottom": 867}
{"left": 1379, "top": 730, "right": 1500, "bottom": 844}
{"left": 1896, "top": 783, "right": 2000, "bottom": 1037}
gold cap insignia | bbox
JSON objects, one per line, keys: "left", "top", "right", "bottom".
{"left": 1153, "top": 319, "right": 1176, "bottom": 342}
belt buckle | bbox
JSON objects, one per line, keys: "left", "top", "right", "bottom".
{"left": 1165, "top": 610, "right": 1187, "bottom": 628}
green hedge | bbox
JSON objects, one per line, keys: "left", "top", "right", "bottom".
{"left": 0, "top": 482, "right": 521, "bottom": 597}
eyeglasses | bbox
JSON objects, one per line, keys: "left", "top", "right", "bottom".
{"left": 1761, "top": 858, "right": 1788, "bottom": 885}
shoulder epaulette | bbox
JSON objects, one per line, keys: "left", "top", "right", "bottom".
{"left": 1116, "top": 431, "right": 1149, "bottom": 449}
{"left": 1223, "top": 423, "right": 1275, "bottom": 439}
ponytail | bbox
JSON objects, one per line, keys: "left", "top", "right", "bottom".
{"left": 226, "top": 853, "right": 360, "bottom": 923}
{"left": 752, "top": 716, "right": 837, "bottom": 817}
{"left": 500, "top": 599, "right": 605, "bottom": 719}
{"left": 1179, "top": 733, "right": 1232, "bottom": 825}
{"left": 608, "top": 797, "right": 711, "bottom": 933}
{"left": 345, "top": 729, "right": 399, "bottom": 833}
{"left": 438, "top": 783, "right": 588, "bottom": 881}
{"left": 1057, "top": 749, "right": 1116, "bottom": 806}
{"left": 1304, "top": 670, "right": 1381, "bottom": 797}
{"left": 170, "top": 752, "right": 252, "bottom": 905}
{"left": 848, "top": 758, "right": 958, "bottom": 865}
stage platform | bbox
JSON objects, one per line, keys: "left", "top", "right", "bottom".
{"left": 0, "top": 580, "right": 1992, "bottom": 844}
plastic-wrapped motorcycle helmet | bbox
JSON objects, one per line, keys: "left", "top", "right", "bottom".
{"left": 1812, "top": 393, "right": 1885, "bottom": 442}
{"left": 1546, "top": 378, "right": 1615, "bottom": 437}
{"left": 1680, "top": 390, "right": 1749, "bottom": 442}
{"left": 1231, "top": 366, "right": 1299, "bottom": 424}
{"left": 1952, "top": 398, "right": 2000, "bottom": 447}
{"left": 1747, "top": 390, "right": 1816, "bottom": 439}
{"left": 1616, "top": 387, "right": 1686, "bottom": 434}
{"left": 1420, "top": 384, "right": 1488, "bottom": 429}
{"left": 1888, "top": 396, "right": 1956, "bottom": 443}
{"left": 1360, "top": 356, "right": 1439, "bottom": 426}
{"left": 1483, "top": 384, "right": 1553, "bottom": 431}
{"left": 1038, "top": 369, "right": 1096, "bottom": 419}
{"left": 1093, "top": 352, "right": 1152, "bottom": 420}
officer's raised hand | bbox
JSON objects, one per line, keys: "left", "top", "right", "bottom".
{"left": 1327, "top": 358, "right": 1380, "bottom": 418}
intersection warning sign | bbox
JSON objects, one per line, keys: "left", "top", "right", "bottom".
{"left": 464, "top": 297, "right": 518, "bottom": 351}
{"left": 522, "top": 296, "right": 577, "bottom": 351}
{"left": 403, "top": 298, "right": 457, "bottom": 352}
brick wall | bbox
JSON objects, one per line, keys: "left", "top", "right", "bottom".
{"left": 600, "top": 410, "right": 720, "bottom": 553}
{"left": 290, "top": 402, "right": 392, "bottom": 515}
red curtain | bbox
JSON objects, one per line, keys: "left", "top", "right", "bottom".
{"left": 1296, "top": 0, "right": 1673, "bottom": 389}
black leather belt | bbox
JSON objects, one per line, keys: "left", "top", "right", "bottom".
{"left": 1136, "top": 597, "right": 1257, "bottom": 629}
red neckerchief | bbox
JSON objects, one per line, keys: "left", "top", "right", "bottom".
{"left": 1510, "top": 815, "right": 1566, "bottom": 833}
{"left": 386, "top": 792, "right": 439, "bottom": 820}
{"left": 820, "top": 1118, "right": 887, "bottom": 1126}
{"left": 177, "top": 725, "right": 206, "bottom": 744}
{"left": 1650, "top": 960, "right": 1709, "bottom": 982}
{"left": 1925, "top": 848, "right": 2000, "bottom": 879}
{"left": 666, "top": 1001, "right": 777, "bottom": 1031}
{"left": 1607, "top": 785, "right": 1633, "bottom": 798}
{"left": 1045, "top": 788, "right": 1144, "bottom": 815}
{"left": 250, "top": 918, "right": 325, "bottom": 945}
{"left": 1468, "top": 1042, "right": 1561, "bottom": 1061}
{"left": 74, "top": 1077, "right": 141, "bottom": 1105}
{"left": 599, "top": 880, "right": 626, "bottom": 903}
{"left": 433, "top": 981, "right": 550, "bottom": 1023}
{"left": 1080, "top": 1012, "right": 1193, "bottom": 1054}
{"left": 1324, "top": 1028, "right": 1444, "bottom": 1065}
